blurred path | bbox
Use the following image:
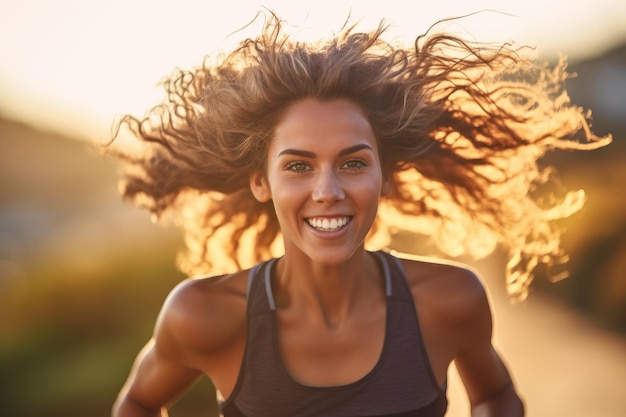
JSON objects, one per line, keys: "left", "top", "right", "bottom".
{"left": 445, "top": 260, "right": 626, "bottom": 417}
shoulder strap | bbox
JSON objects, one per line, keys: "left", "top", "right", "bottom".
{"left": 246, "top": 262, "right": 264, "bottom": 298}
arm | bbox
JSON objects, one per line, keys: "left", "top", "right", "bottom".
{"left": 400, "top": 255, "right": 524, "bottom": 416}
{"left": 456, "top": 344, "right": 524, "bottom": 417}
{"left": 112, "top": 280, "right": 207, "bottom": 417}
{"left": 112, "top": 339, "right": 201, "bottom": 417}
{"left": 470, "top": 382, "right": 524, "bottom": 417}
{"left": 452, "top": 280, "right": 524, "bottom": 416}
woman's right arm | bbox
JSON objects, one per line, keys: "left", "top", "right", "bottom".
{"left": 112, "top": 337, "right": 201, "bottom": 417}
{"left": 112, "top": 272, "right": 248, "bottom": 417}
{"left": 112, "top": 279, "right": 213, "bottom": 417}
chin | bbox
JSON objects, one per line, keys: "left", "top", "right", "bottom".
{"left": 305, "top": 246, "right": 363, "bottom": 266}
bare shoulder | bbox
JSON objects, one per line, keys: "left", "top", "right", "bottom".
{"left": 395, "top": 252, "right": 491, "bottom": 338}
{"left": 398, "top": 252, "right": 485, "bottom": 301}
{"left": 154, "top": 269, "right": 250, "bottom": 360}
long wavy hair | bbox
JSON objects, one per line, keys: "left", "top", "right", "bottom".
{"left": 106, "top": 13, "right": 610, "bottom": 300}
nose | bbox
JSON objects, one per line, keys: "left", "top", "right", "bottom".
{"left": 312, "top": 169, "right": 345, "bottom": 204}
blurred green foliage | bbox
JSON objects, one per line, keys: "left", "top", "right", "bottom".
{"left": 0, "top": 240, "right": 182, "bottom": 416}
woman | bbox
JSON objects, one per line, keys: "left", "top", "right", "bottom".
{"left": 109, "top": 13, "right": 609, "bottom": 417}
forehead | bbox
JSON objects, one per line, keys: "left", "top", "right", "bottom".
{"left": 270, "top": 98, "right": 377, "bottom": 153}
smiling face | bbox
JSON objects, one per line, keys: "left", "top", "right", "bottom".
{"left": 250, "top": 98, "right": 390, "bottom": 265}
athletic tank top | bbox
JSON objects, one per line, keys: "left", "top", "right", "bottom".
{"left": 219, "top": 251, "right": 447, "bottom": 417}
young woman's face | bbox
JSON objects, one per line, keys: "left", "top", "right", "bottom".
{"left": 250, "top": 98, "right": 390, "bottom": 265}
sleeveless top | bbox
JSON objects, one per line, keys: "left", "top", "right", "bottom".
{"left": 219, "top": 251, "right": 448, "bottom": 417}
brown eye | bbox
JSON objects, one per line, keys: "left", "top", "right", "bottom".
{"left": 285, "top": 161, "right": 311, "bottom": 173}
{"left": 341, "top": 159, "right": 367, "bottom": 171}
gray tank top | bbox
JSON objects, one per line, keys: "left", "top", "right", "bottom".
{"left": 219, "top": 251, "right": 447, "bottom": 417}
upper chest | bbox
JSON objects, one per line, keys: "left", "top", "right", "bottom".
{"left": 274, "top": 295, "right": 388, "bottom": 387}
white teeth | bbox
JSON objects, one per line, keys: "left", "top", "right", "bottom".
{"left": 307, "top": 217, "right": 349, "bottom": 231}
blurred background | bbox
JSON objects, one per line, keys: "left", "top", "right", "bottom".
{"left": 0, "top": 1, "right": 624, "bottom": 416}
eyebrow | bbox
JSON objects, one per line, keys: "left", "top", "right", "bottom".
{"left": 277, "top": 144, "right": 374, "bottom": 158}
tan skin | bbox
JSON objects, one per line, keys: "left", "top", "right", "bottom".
{"left": 113, "top": 99, "right": 524, "bottom": 417}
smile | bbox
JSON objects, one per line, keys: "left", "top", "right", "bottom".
{"left": 306, "top": 217, "right": 351, "bottom": 232}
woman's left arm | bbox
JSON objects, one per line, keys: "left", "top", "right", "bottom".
{"left": 455, "top": 344, "right": 524, "bottom": 416}
{"left": 404, "top": 257, "right": 524, "bottom": 416}
{"left": 452, "top": 281, "right": 524, "bottom": 417}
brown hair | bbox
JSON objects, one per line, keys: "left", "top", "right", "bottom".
{"left": 106, "top": 14, "right": 610, "bottom": 300}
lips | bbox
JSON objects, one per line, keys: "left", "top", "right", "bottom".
{"left": 306, "top": 216, "right": 351, "bottom": 232}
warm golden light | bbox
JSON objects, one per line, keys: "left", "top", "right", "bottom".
{"left": 1, "top": 2, "right": 625, "bottom": 417}
{"left": 1, "top": 1, "right": 626, "bottom": 143}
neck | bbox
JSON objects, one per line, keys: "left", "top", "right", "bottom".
{"left": 273, "top": 250, "right": 384, "bottom": 329}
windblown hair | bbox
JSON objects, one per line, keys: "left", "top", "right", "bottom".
{"left": 107, "top": 14, "right": 610, "bottom": 300}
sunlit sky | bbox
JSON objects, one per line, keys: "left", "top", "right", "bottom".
{"left": 1, "top": 0, "right": 625, "bottom": 143}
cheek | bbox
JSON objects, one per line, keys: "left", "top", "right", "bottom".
{"left": 268, "top": 180, "right": 305, "bottom": 209}
{"left": 351, "top": 179, "right": 384, "bottom": 206}
{"left": 358, "top": 171, "right": 384, "bottom": 192}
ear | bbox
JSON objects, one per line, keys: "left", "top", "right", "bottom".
{"left": 250, "top": 171, "right": 272, "bottom": 203}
